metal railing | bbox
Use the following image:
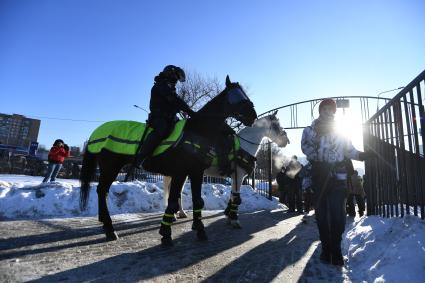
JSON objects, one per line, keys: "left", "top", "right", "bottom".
{"left": 245, "top": 142, "right": 273, "bottom": 200}
{"left": 364, "top": 70, "right": 425, "bottom": 219}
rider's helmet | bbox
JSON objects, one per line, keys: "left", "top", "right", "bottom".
{"left": 162, "top": 65, "right": 186, "bottom": 82}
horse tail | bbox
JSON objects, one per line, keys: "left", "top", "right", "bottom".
{"left": 79, "top": 147, "right": 97, "bottom": 211}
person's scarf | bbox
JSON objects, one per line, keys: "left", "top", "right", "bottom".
{"left": 313, "top": 117, "right": 336, "bottom": 138}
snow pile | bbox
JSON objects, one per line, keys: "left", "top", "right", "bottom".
{"left": 0, "top": 175, "right": 284, "bottom": 219}
{"left": 344, "top": 215, "right": 425, "bottom": 282}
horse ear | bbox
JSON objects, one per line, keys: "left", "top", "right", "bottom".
{"left": 225, "top": 75, "right": 231, "bottom": 87}
{"left": 272, "top": 110, "right": 278, "bottom": 117}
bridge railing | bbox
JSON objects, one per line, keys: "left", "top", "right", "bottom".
{"left": 364, "top": 70, "right": 425, "bottom": 219}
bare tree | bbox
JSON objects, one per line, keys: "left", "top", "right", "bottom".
{"left": 176, "top": 70, "right": 221, "bottom": 111}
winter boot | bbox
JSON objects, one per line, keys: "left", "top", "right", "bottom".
{"left": 320, "top": 243, "right": 331, "bottom": 264}
{"left": 217, "top": 151, "right": 231, "bottom": 176}
{"left": 331, "top": 245, "right": 344, "bottom": 266}
{"left": 133, "top": 132, "right": 161, "bottom": 169}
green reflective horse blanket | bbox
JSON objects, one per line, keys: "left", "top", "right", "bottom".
{"left": 87, "top": 120, "right": 186, "bottom": 156}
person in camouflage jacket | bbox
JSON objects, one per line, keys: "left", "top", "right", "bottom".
{"left": 301, "top": 98, "right": 374, "bottom": 266}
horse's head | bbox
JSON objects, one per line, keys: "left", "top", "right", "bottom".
{"left": 224, "top": 75, "right": 257, "bottom": 126}
{"left": 254, "top": 111, "right": 290, "bottom": 147}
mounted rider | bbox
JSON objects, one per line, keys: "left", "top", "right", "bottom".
{"left": 134, "top": 65, "right": 196, "bottom": 168}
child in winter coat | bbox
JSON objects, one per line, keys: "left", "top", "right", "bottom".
{"left": 347, "top": 170, "right": 366, "bottom": 217}
{"left": 42, "top": 139, "right": 70, "bottom": 183}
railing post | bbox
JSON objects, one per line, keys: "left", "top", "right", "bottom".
{"left": 267, "top": 142, "right": 272, "bottom": 200}
{"left": 251, "top": 165, "right": 256, "bottom": 191}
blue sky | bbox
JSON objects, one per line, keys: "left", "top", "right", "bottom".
{"left": 1, "top": 0, "right": 424, "bottom": 157}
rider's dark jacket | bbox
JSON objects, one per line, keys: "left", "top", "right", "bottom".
{"left": 149, "top": 75, "right": 192, "bottom": 123}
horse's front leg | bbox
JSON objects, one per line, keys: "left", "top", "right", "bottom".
{"left": 189, "top": 171, "right": 207, "bottom": 241}
{"left": 225, "top": 166, "right": 245, "bottom": 229}
{"left": 159, "top": 174, "right": 186, "bottom": 246}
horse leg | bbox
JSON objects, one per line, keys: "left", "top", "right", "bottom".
{"left": 225, "top": 166, "right": 245, "bottom": 229}
{"left": 97, "top": 152, "right": 124, "bottom": 240}
{"left": 97, "top": 182, "right": 119, "bottom": 240}
{"left": 177, "top": 193, "right": 188, "bottom": 218}
{"left": 177, "top": 176, "right": 188, "bottom": 218}
{"left": 189, "top": 170, "right": 208, "bottom": 241}
{"left": 159, "top": 174, "right": 187, "bottom": 246}
{"left": 164, "top": 176, "right": 188, "bottom": 220}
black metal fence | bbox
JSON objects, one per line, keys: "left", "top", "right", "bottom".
{"left": 364, "top": 70, "right": 425, "bottom": 219}
{"left": 245, "top": 142, "right": 273, "bottom": 200}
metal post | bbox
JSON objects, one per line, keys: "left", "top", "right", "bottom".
{"left": 251, "top": 165, "right": 256, "bottom": 191}
{"left": 267, "top": 142, "right": 272, "bottom": 200}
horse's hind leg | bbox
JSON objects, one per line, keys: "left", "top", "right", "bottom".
{"left": 159, "top": 174, "right": 187, "bottom": 246}
{"left": 163, "top": 176, "right": 187, "bottom": 220}
{"left": 97, "top": 152, "right": 124, "bottom": 240}
{"left": 189, "top": 170, "right": 207, "bottom": 241}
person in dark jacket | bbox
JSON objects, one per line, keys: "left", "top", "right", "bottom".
{"left": 347, "top": 170, "right": 366, "bottom": 217}
{"left": 286, "top": 156, "right": 303, "bottom": 213}
{"left": 276, "top": 166, "right": 290, "bottom": 205}
{"left": 42, "top": 139, "right": 70, "bottom": 183}
{"left": 300, "top": 162, "right": 314, "bottom": 213}
{"left": 301, "top": 98, "right": 375, "bottom": 266}
{"left": 133, "top": 65, "right": 196, "bottom": 168}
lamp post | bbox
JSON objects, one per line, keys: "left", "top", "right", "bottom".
{"left": 376, "top": 86, "right": 404, "bottom": 111}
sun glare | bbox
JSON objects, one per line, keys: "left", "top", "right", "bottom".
{"left": 334, "top": 111, "right": 364, "bottom": 150}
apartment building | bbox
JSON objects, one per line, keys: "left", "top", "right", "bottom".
{"left": 0, "top": 113, "right": 40, "bottom": 148}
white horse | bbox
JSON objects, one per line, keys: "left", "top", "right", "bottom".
{"left": 163, "top": 111, "right": 289, "bottom": 227}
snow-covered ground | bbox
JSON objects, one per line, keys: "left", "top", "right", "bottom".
{"left": 1, "top": 174, "right": 424, "bottom": 282}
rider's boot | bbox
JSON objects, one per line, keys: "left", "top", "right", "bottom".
{"left": 133, "top": 132, "right": 161, "bottom": 169}
{"left": 217, "top": 150, "right": 231, "bottom": 176}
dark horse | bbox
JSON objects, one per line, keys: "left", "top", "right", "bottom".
{"left": 80, "top": 76, "right": 257, "bottom": 245}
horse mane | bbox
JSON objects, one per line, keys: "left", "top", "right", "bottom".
{"left": 185, "top": 83, "right": 230, "bottom": 135}
{"left": 196, "top": 89, "right": 228, "bottom": 117}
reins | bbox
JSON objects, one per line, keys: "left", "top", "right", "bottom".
{"left": 233, "top": 119, "right": 275, "bottom": 146}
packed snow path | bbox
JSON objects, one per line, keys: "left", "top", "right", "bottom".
{"left": 1, "top": 211, "right": 349, "bottom": 282}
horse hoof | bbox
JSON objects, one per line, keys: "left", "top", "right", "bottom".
{"left": 106, "top": 231, "right": 119, "bottom": 241}
{"left": 197, "top": 230, "right": 208, "bottom": 241}
{"left": 161, "top": 236, "right": 173, "bottom": 247}
{"left": 231, "top": 220, "right": 242, "bottom": 229}
{"left": 178, "top": 211, "right": 188, "bottom": 218}
{"left": 192, "top": 221, "right": 204, "bottom": 231}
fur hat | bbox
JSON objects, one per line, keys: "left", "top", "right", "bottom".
{"left": 53, "top": 139, "right": 64, "bottom": 146}
{"left": 319, "top": 99, "right": 336, "bottom": 113}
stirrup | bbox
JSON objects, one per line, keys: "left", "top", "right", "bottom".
{"left": 133, "top": 156, "right": 145, "bottom": 169}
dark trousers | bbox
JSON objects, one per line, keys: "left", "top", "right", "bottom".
{"left": 43, "top": 163, "right": 62, "bottom": 182}
{"left": 303, "top": 191, "right": 314, "bottom": 213}
{"left": 287, "top": 186, "right": 303, "bottom": 212}
{"left": 313, "top": 169, "right": 347, "bottom": 256}
{"left": 346, "top": 194, "right": 365, "bottom": 216}
{"left": 278, "top": 188, "right": 287, "bottom": 205}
